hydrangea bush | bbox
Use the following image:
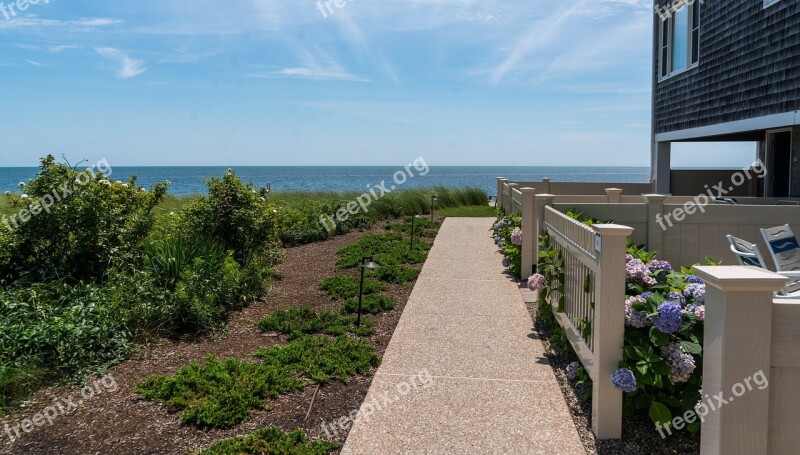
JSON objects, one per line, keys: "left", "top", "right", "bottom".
{"left": 532, "top": 208, "right": 715, "bottom": 435}
{"left": 491, "top": 213, "right": 522, "bottom": 279}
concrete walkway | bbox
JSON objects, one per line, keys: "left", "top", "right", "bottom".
{"left": 341, "top": 218, "right": 585, "bottom": 455}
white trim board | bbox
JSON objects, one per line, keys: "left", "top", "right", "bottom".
{"left": 655, "top": 111, "right": 799, "bottom": 142}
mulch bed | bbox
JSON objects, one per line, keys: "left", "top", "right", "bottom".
{"left": 525, "top": 301, "right": 701, "bottom": 455}
{"left": 1, "top": 220, "right": 432, "bottom": 455}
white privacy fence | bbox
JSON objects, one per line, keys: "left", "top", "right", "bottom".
{"left": 541, "top": 205, "right": 632, "bottom": 439}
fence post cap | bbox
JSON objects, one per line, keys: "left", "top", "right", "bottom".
{"left": 499, "top": 177, "right": 509, "bottom": 181}
{"left": 695, "top": 266, "right": 788, "bottom": 293}
{"left": 535, "top": 193, "right": 556, "bottom": 198}
{"left": 520, "top": 187, "right": 536, "bottom": 193}
{"left": 592, "top": 224, "right": 634, "bottom": 237}
{"left": 643, "top": 194, "right": 668, "bottom": 200}
{"left": 605, "top": 188, "right": 623, "bottom": 193}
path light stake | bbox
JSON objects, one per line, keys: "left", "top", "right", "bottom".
{"left": 410, "top": 214, "right": 421, "bottom": 251}
{"left": 430, "top": 195, "right": 438, "bottom": 221}
{"left": 357, "top": 256, "right": 381, "bottom": 326}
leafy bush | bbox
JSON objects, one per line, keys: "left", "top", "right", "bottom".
{"left": 335, "top": 233, "right": 430, "bottom": 269}
{"left": 492, "top": 214, "right": 522, "bottom": 278}
{"left": 318, "top": 276, "right": 385, "bottom": 299}
{"left": 367, "top": 264, "right": 421, "bottom": 285}
{"left": 135, "top": 356, "right": 305, "bottom": 429}
{"left": 257, "top": 306, "right": 372, "bottom": 340}
{"left": 0, "top": 155, "right": 167, "bottom": 285}
{"left": 341, "top": 295, "right": 396, "bottom": 314}
{"left": 201, "top": 427, "right": 339, "bottom": 455}
{"left": 0, "top": 360, "right": 44, "bottom": 410}
{"left": 256, "top": 335, "right": 380, "bottom": 384}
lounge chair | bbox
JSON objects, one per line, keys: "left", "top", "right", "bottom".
{"left": 726, "top": 235, "right": 768, "bottom": 268}
{"left": 759, "top": 225, "right": 800, "bottom": 298}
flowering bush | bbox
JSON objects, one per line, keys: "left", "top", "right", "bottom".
{"left": 491, "top": 214, "right": 522, "bottom": 278}
{"left": 534, "top": 208, "right": 715, "bottom": 435}
{"left": 528, "top": 273, "right": 545, "bottom": 292}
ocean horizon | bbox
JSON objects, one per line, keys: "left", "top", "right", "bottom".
{"left": 0, "top": 166, "right": 651, "bottom": 197}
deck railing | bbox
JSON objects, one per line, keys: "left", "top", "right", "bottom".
{"left": 542, "top": 205, "right": 632, "bottom": 439}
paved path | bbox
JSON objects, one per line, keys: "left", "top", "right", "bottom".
{"left": 341, "top": 218, "right": 585, "bottom": 455}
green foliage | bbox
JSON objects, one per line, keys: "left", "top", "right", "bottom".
{"left": 0, "top": 360, "right": 44, "bottom": 410}
{"left": 200, "top": 427, "right": 339, "bottom": 455}
{"left": 135, "top": 356, "right": 305, "bottom": 429}
{"left": 318, "top": 276, "right": 385, "bottom": 300}
{"left": 256, "top": 335, "right": 380, "bottom": 384}
{"left": 341, "top": 295, "right": 396, "bottom": 314}
{"left": 367, "top": 264, "right": 421, "bottom": 285}
{"left": 0, "top": 155, "right": 167, "bottom": 285}
{"left": 256, "top": 306, "right": 372, "bottom": 340}
{"left": 492, "top": 214, "right": 523, "bottom": 279}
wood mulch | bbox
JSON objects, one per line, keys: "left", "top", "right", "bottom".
{"left": 1, "top": 220, "right": 433, "bottom": 455}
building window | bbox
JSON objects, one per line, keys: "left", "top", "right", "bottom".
{"left": 658, "top": 2, "right": 700, "bottom": 80}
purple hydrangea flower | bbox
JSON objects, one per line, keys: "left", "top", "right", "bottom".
{"left": 566, "top": 361, "right": 581, "bottom": 381}
{"left": 654, "top": 301, "right": 683, "bottom": 334}
{"left": 511, "top": 227, "right": 523, "bottom": 246}
{"left": 494, "top": 236, "right": 501, "bottom": 245}
{"left": 684, "top": 283, "right": 706, "bottom": 303}
{"left": 648, "top": 260, "right": 672, "bottom": 282}
{"left": 528, "top": 273, "right": 546, "bottom": 292}
{"left": 667, "top": 291, "right": 686, "bottom": 306}
{"left": 694, "top": 304, "right": 705, "bottom": 322}
{"left": 611, "top": 368, "right": 637, "bottom": 393}
{"left": 640, "top": 291, "right": 654, "bottom": 300}
{"left": 626, "top": 254, "right": 634, "bottom": 263}
{"left": 496, "top": 219, "right": 506, "bottom": 230}
{"left": 662, "top": 342, "right": 696, "bottom": 384}
{"left": 502, "top": 258, "right": 510, "bottom": 268}
{"left": 625, "top": 296, "right": 651, "bottom": 328}
{"left": 626, "top": 259, "right": 657, "bottom": 287}
{"left": 685, "top": 275, "right": 704, "bottom": 284}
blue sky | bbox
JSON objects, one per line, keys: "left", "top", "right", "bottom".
{"left": 0, "top": 0, "right": 755, "bottom": 167}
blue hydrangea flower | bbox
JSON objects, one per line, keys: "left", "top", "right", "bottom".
{"left": 685, "top": 275, "right": 704, "bottom": 284}
{"left": 494, "top": 236, "right": 501, "bottom": 245}
{"left": 566, "top": 361, "right": 581, "bottom": 381}
{"left": 502, "top": 258, "right": 510, "bottom": 268}
{"left": 661, "top": 342, "right": 696, "bottom": 384}
{"left": 667, "top": 291, "right": 686, "bottom": 306}
{"left": 648, "top": 259, "right": 673, "bottom": 282}
{"left": 640, "top": 291, "right": 654, "bottom": 300}
{"left": 611, "top": 368, "right": 637, "bottom": 393}
{"left": 654, "top": 301, "right": 683, "bottom": 334}
{"left": 625, "top": 296, "right": 651, "bottom": 328}
{"left": 684, "top": 283, "right": 706, "bottom": 303}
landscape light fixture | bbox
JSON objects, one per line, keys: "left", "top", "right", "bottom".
{"left": 357, "top": 256, "right": 381, "bottom": 326}
{"left": 410, "top": 214, "right": 422, "bottom": 251}
{"left": 430, "top": 195, "right": 438, "bottom": 221}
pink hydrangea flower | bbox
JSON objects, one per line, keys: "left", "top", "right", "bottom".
{"left": 694, "top": 304, "right": 705, "bottom": 322}
{"left": 528, "top": 274, "right": 546, "bottom": 292}
{"left": 511, "top": 228, "right": 523, "bottom": 246}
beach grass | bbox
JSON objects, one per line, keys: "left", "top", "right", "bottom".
{"left": 436, "top": 205, "right": 497, "bottom": 217}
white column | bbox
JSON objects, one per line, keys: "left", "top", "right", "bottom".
{"left": 520, "top": 187, "right": 537, "bottom": 279}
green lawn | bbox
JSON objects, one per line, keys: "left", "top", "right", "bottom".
{"left": 436, "top": 205, "right": 497, "bottom": 217}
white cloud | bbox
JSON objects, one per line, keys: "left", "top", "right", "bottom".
{"left": 24, "top": 59, "right": 46, "bottom": 67}
{"left": 95, "top": 47, "right": 147, "bottom": 79}
{"left": 0, "top": 17, "right": 122, "bottom": 30}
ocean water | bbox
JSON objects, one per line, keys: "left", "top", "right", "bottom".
{"left": 0, "top": 166, "right": 650, "bottom": 197}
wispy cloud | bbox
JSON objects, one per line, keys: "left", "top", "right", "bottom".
{"left": 24, "top": 59, "right": 46, "bottom": 67}
{"left": 0, "top": 17, "right": 122, "bottom": 30}
{"left": 95, "top": 47, "right": 146, "bottom": 79}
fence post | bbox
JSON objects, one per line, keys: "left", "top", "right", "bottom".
{"left": 542, "top": 177, "right": 551, "bottom": 194}
{"left": 507, "top": 183, "right": 518, "bottom": 214}
{"left": 520, "top": 188, "right": 537, "bottom": 279}
{"left": 693, "top": 266, "right": 786, "bottom": 455}
{"left": 606, "top": 188, "right": 623, "bottom": 203}
{"left": 591, "top": 224, "right": 633, "bottom": 440}
{"left": 535, "top": 194, "right": 555, "bottom": 237}
{"left": 497, "top": 177, "right": 508, "bottom": 209}
{"left": 643, "top": 194, "right": 667, "bottom": 255}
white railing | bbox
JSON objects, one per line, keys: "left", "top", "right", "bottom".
{"left": 541, "top": 205, "right": 632, "bottom": 439}
{"left": 511, "top": 188, "right": 523, "bottom": 214}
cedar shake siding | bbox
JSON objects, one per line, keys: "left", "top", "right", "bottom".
{"left": 653, "top": 0, "right": 800, "bottom": 135}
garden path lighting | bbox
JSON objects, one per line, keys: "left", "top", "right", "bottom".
{"left": 357, "top": 256, "right": 380, "bottom": 326}
{"left": 410, "top": 214, "right": 422, "bottom": 251}
{"left": 430, "top": 195, "right": 438, "bottom": 221}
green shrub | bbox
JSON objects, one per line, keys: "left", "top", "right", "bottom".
{"left": 135, "top": 356, "right": 305, "bottom": 429}
{"left": 257, "top": 306, "right": 372, "bottom": 340}
{"left": 0, "top": 155, "right": 167, "bottom": 285}
{"left": 144, "top": 237, "right": 229, "bottom": 291}
{"left": 201, "top": 427, "right": 339, "bottom": 455}
{"left": 367, "top": 264, "right": 421, "bottom": 284}
{"left": 318, "top": 276, "right": 385, "bottom": 299}
{"left": 341, "top": 295, "right": 396, "bottom": 314}
{"left": 256, "top": 336, "right": 380, "bottom": 384}
{"left": 0, "top": 360, "right": 44, "bottom": 410}
{"left": 335, "top": 233, "right": 430, "bottom": 269}
{"left": 385, "top": 217, "right": 441, "bottom": 236}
